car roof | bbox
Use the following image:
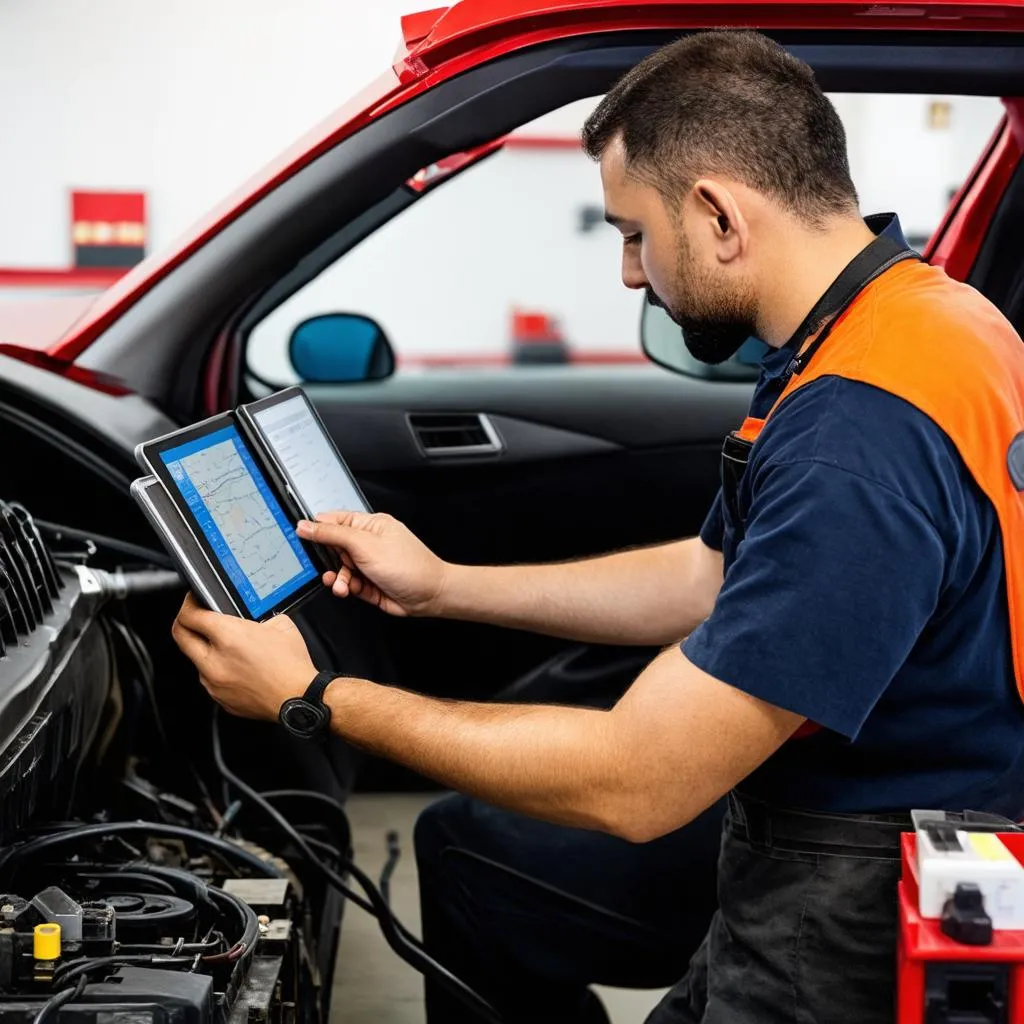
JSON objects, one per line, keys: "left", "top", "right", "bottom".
{"left": 402, "top": 0, "right": 1024, "bottom": 64}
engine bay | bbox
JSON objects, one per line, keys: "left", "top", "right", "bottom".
{"left": 0, "top": 502, "right": 339, "bottom": 1023}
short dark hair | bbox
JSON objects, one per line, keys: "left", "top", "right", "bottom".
{"left": 582, "top": 31, "right": 858, "bottom": 224}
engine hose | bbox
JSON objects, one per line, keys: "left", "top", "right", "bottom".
{"left": 35, "top": 520, "right": 174, "bottom": 569}
{"left": 0, "top": 822, "right": 283, "bottom": 887}
{"left": 204, "top": 886, "right": 260, "bottom": 964}
{"left": 90, "top": 568, "right": 183, "bottom": 598}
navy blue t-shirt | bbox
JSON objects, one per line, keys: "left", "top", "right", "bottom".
{"left": 685, "top": 238, "right": 1024, "bottom": 817}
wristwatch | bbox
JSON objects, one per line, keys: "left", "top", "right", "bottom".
{"left": 278, "top": 670, "right": 338, "bottom": 740}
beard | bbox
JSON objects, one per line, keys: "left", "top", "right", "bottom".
{"left": 646, "top": 236, "right": 757, "bottom": 366}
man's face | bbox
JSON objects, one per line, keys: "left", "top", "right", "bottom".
{"left": 599, "top": 138, "right": 756, "bottom": 365}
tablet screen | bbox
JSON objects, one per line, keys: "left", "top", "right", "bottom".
{"left": 159, "top": 424, "right": 319, "bottom": 618}
{"left": 251, "top": 394, "right": 368, "bottom": 517}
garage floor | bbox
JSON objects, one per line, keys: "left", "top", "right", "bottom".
{"left": 331, "top": 793, "right": 669, "bottom": 1024}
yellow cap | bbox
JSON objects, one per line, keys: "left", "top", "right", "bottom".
{"left": 34, "top": 923, "right": 61, "bottom": 961}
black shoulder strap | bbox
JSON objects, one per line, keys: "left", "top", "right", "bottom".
{"left": 785, "top": 230, "right": 919, "bottom": 377}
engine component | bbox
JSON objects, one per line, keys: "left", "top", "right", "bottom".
{"left": 33, "top": 924, "right": 61, "bottom": 963}
{"left": 0, "top": 501, "right": 110, "bottom": 837}
{"left": 0, "top": 501, "right": 331, "bottom": 1024}
{"left": 100, "top": 893, "right": 196, "bottom": 941}
{"left": 0, "top": 841, "right": 315, "bottom": 1023}
{"left": 221, "top": 878, "right": 289, "bottom": 920}
{"left": 0, "top": 967, "right": 214, "bottom": 1024}
{"left": 31, "top": 889, "right": 82, "bottom": 944}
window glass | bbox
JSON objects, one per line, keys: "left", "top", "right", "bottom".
{"left": 246, "top": 94, "right": 1004, "bottom": 385}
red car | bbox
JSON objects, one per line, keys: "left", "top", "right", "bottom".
{"left": 0, "top": 2, "right": 1021, "bottom": 1021}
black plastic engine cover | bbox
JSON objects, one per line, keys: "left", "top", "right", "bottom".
{"left": 0, "top": 968, "right": 214, "bottom": 1024}
{"left": 0, "top": 566, "right": 111, "bottom": 837}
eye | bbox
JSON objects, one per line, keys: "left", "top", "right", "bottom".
{"left": 623, "top": 233, "right": 642, "bottom": 246}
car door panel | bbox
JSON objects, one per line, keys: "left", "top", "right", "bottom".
{"left": 307, "top": 366, "right": 753, "bottom": 457}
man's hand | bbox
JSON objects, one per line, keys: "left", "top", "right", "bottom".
{"left": 296, "top": 511, "right": 448, "bottom": 617}
{"left": 171, "top": 595, "right": 316, "bottom": 719}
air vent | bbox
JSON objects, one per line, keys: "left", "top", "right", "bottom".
{"left": 408, "top": 413, "right": 502, "bottom": 457}
{"left": 0, "top": 501, "right": 64, "bottom": 655}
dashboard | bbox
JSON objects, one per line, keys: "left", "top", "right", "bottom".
{"left": 0, "top": 352, "right": 178, "bottom": 546}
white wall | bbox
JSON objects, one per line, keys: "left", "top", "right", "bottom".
{"left": 832, "top": 93, "right": 1004, "bottom": 239}
{"left": 0, "top": 0, "right": 424, "bottom": 266}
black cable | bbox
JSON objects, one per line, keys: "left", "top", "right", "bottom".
{"left": 35, "top": 520, "right": 174, "bottom": 568}
{"left": 52, "top": 955, "right": 191, "bottom": 991}
{"left": 117, "top": 938, "right": 222, "bottom": 954}
{"left": 299, "top": 833, "right": 345, "bottom": 862}
{"left": 205, "top": 885, "right": 260, "bottom": 963}
{"left": 33, "top": 974, "right": 87, "bottom": 1024}
{"left": 110, "top": 616, "right": 218, "bottom": 814}
{"left": 211, "top": 711, "right": 501, "bottom": 1023}
{"left": 260, "top": 789, "right": 351, "bottom": 835}
{"left": 259, "top": 790, "right": 352, "bottom": 857}
{"left": 380, "top": 830, "right": 401, "bottom": 907}
{"left": 215, "top": 800, "right": 243, "bottom": 838}
{"left": 0, "top": 822, "right": 283, "bottom": 886}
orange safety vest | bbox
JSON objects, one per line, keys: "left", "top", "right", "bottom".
{"left": 736, "top": 258, "right": 1024, "bottom": 710}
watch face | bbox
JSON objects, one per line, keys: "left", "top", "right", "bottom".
{"left": 281, "top": 699, "right": 328, "bottom": 737}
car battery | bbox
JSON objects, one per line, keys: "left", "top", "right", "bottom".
{"left": 898, "top": 812, "right": 1024, "bottom": 1023}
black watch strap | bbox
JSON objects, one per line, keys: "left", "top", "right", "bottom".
{"left": 278, "top": 670, "right": 340, "bottom": 740}
{"left": 304, "top": 670, "right": 338, "bottom": 705}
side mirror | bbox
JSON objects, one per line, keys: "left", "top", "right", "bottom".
{"left": 288, "top": 313, "right": 395, "bottom": 384}
{"left": 640, "top": 296, "right": 767, "bottom": 381}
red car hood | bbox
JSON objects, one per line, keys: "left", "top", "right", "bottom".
{"left": 6, "top": 0, "right": 1023, "bottom": 365}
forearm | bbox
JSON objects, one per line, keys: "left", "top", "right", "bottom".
{"left": 326, "top": 677, "right": 626, "bottom": 833}
{"left": 437, "top": 537, "right": 722, "bottom": 645}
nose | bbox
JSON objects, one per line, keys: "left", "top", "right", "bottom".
{"left": 621, "top": 247, "right": 648, "bottom": 291}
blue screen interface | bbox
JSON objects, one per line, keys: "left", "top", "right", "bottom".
{"left": 160, "top": 425, "right": 318, "bottom": 618}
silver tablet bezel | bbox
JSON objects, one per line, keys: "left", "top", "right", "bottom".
{"left": 130, "top": 476, "right": 242, "bottom": 616}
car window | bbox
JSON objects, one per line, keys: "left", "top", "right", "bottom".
{"left": 246, "top": 93, "right": 1004, "bottom": 386}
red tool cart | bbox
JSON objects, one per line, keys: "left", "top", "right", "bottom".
{"left": 899, "top": 823, "right": 1024, "bottom": 1022}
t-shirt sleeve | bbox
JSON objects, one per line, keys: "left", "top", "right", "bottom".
{"left": 699, "top": 490, "right": 725, "bottom": 552}
{"left": 683, "top": 458, "right": 946, "bottom": 739}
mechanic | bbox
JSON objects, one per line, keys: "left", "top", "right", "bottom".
{"left": 171, "top": 30, "right": 1024, "bottom": 1024}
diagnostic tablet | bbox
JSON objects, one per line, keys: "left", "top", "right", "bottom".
{"left": 137, "top": 414, "right": 322, "bottom": 620}
{"left": 238, "top": 387, "right": 371, "bottom": 520}
{"left": 131, "top": 476, "right": 239, "bottom": 615}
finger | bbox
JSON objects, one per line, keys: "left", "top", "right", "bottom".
{"left": 296, "top": 518, "right": 372, "bottom": 548}
{"left": 323, "top": 570, "right": 338, "bottom": 587}
{"left": 178, "top": 593, "right": 228, "bottom": 638}
{"left": 310, "top": 510, "right": 375, "bottom": 529}
{"left": 172, "top": 618, "right": 211, "bottom": 666}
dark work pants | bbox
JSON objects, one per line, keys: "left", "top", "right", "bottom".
{"left": 648, "top": 792, "right": 907, "bottom": 1024}
{"left": 414, "top": 793, "right": 725, "bottom": 1023}
{"left": 415, "top": 791, "right": 906, "bottom": 1024}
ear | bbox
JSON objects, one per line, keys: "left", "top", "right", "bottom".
{"left": 691, "top": 179, "right": 748, "bottom": 263}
